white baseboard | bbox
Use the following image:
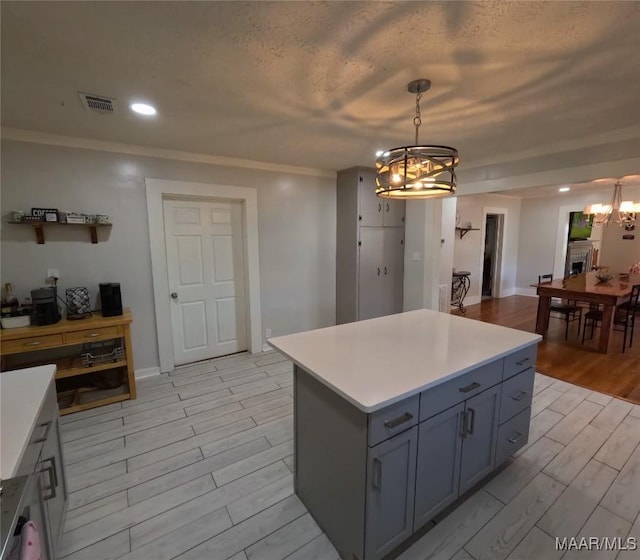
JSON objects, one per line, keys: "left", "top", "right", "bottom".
{"left": 516, "top": 287, "right": 538, "bottom": 297}
{"left": 498, "top": 287, "right": 516, "bottom": 298}
{"left": 135, "top": 366, "right": 161, "bottom": 379}
{"left": 463, "top": 295, "right": 483, "bottom": 307}
{"left": 262, "top": 343, "right": 272, "bottom": 352}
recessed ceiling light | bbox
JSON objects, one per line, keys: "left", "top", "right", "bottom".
{"left": 559, "top": 186, "right": 570, "bottom": 192}
{"left": 130, "top": 102, "right": 157, "bottom": 116}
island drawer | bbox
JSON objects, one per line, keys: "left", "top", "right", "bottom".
{"left": 499, "top": 367, "right": 535, "bottom": 424}
{"left": 419, "top": 360, "right": 503, "bottom": 421}
{"left": 495, "top": 407, "right": 531, "bottom": 465}
{"left": 368, "top": 395, "right": 419, "bottom": 447}
{"left": 2, "top": 334, "right": 63, "bottom": 355}
{"left": 503, "top": 345, "right": 536, "bottom": 380}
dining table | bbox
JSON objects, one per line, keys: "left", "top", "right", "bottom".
{"left": 534, "top": 271, "right": 638, "bottom": 353}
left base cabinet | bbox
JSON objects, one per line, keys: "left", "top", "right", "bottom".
{"left": 1, "top": 378, "right": 68, "bottom": 560}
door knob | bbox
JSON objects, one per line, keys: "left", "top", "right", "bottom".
{"left": 171, "top": 292, "right": 178, "bottom": 299}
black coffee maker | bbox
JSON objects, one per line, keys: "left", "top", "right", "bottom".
{"left": 31, "top": 287, "right": 61, "bottom": 325}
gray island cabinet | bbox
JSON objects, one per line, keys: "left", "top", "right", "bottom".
{"left": 269, "top": 309, "right": 541, "bottom": 560}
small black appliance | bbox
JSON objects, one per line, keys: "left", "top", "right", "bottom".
{"left": 31, "top": 287, "right": 61, "bottom": 326}
{"left": 99, "top": 283, "right": 123, "bottom": 317}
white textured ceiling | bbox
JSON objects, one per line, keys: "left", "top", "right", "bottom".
{"left": 2, "top": 1, "right": 640, "bottom": 174}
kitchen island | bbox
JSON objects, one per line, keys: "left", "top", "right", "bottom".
{"left": 269, "top": 309, "right": 541, "bottom": 560}
{"left": 1, "top": 365, "right": 68, "bottom": 560}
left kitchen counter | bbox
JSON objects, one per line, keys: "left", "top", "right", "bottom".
{"left": 1, "top": 364, "right": 68, "bottom": 559}
{"left": 0, "top": 309, "right": 136, "bottom": 415}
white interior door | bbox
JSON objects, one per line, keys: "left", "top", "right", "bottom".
{"left": 164, "top": 199, "right": 247, "bottom": 365}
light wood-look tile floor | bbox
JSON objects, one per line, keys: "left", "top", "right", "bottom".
{"left": 59, "top": 351, "right": 640, "bottom": 560}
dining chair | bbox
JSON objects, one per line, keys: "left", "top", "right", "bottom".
{"left": 582, "top": 284, "right": 640, "bottom": 353}
{"left": 537, "top": 274, "right": 582, "bottom": 339}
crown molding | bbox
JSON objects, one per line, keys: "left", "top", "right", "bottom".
{"left": 1, "top": 127, "right": 337, "bottom": 179}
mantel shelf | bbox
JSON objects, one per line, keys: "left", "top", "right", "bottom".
{"left": 455, "top": 226, "right": 480, "bottom": 239}
{"left": 8, "top": 221, "right": 112, "bottom": 244}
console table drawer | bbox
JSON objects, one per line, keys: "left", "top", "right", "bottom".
{"left": 368, "top": 395, "right": 419, "bottom": 447}
{"left": 499, "top": 368, "right": 535, "bottom": 424}
{"left": 495, "top": 407, "right": 531, "bottom": 465}
{"left": 63, "top": 325, "right": 122, "bottom": 344}
{"left": 503, "top": 345, "right": 536, "bottom": 380}
{"left": 419, "top": 360, "right": 503, "bottom": 421}
{"left": 2, "top": 334, "right": 63, "bottom": 354}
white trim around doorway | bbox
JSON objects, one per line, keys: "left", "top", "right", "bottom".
{"left": 146, "top": 178, "right": 262, "bottom": 373}
{"left": 479, "top": 207, "right": 508, "bottom": 299}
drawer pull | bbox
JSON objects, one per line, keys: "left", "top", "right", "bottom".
{"left": 508, "top": 431, "right": 524, "bottom": 444}
{"left": 459, "top": 382, "right": 480, "bottom": 393}
{"left": 25, "top": 341, "right": 42, "bottom": 347}
{"left": 86, "top": 333, "right": 101, "bottom": 338}
{"left": 515, "top": 357, "right": 530, "bottom": 366}
{"left": 383, "top": 412, "right": 414, "bottom": 429}
{"left": 372, "top": 458, "right": 382, "bottom": 490}
{"left": 32, "top": 421, "right": 52, "bottom": 444}
{"left": 511, "top": 390, "right": 529, "bottom": 402}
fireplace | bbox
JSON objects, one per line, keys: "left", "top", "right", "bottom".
{"left": 565, "top": 241, "right": 594, "bottom": 277}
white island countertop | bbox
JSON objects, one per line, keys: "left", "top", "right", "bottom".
{"left": 268, "top": 309, "right": 541, "bottom": 413}
{"left": 1, "top": 364, "right": 56, "bottom": 479}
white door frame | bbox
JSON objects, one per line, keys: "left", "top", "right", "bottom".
{"left": 146, "top": 178, "right": 262, "bottom": 373}
{"left": 553, "top": 204, "right": 581, "bottom": 280}
{"left": 479, "top": 207, "right": 508, "bottom": 298}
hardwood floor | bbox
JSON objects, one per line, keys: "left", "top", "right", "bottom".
{"left": 453, "top": 296, "right": 640, "bottom": 404}
{"left": 59, "top": 350, "right": 640, "bottom": 560}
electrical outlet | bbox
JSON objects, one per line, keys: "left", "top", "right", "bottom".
{"left": 265, "top": 328, "right": 272, "bottom": 339}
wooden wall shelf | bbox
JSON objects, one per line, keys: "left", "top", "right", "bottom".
{"left": 8, "top": 221, "right": 112, "bottom": 244}
{"left": 455, "top": 226, "right": 481, "bottom": 239}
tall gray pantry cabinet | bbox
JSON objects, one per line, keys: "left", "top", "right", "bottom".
{"left": 336, "top": 167, "right": 405, "bottom": 324}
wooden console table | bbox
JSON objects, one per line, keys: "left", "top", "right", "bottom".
{"left": 0, "top": 309, "right": 136, "bottom": 415}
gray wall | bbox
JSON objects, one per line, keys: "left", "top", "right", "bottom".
{"left": 453, "top": 194, "right": 522, "bottom": 304}
{"left": 0, "top": 140, "right": 336, "bottom": 373}
{"left": 516, "top": 185, "right": 640, "bottom": 291}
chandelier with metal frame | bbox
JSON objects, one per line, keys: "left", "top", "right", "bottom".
{"left": 375, "top": 79, "right": 459, "bottom": 199}
{"left": 584, "top": 180, "right": 640, "bottom": 227}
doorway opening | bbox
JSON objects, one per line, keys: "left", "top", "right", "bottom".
{"left": 481, "top": 214, "right": 504, "bottom": 299}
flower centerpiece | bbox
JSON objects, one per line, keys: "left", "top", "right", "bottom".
{"left": 629, "top": 262, "right": 640, "bottom": 275}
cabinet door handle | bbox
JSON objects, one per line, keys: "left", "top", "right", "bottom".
{"left": 508, "top": 431, "right": 524, "bottom": 444}
{"left": 383, "top": 412, "right": 413, "bottom": 429}
{"left": 377, "top": 267, "right": 381, "bottom": 276}
{"left": 383, "top": 266, "right": 387, "bottom": 275}
{"left": 511, "top": 390, "right": 529, "bottom": 402}
{"left": 467, "top": 407, "right": 476, "bottom": 435}
{"left": 372, "top": 458, "right": 382, "bottom": 490}
{"left": 32, "top": 421, "right": 52, "bottom": 444}
{"left": 25, "top": 341, "right": 42, "bottom": 347}
{"left": 515, "top": 357, "right": 530, "bottom": 366}
{"left": 460, "top": 411, "right": 468, "bottom": 439}
{"left": 386, "top": 203, "right": 390, "bottom": 212}
{"left": 40, "top": 458, "right": 57, "bottom": 501}
{"left": 378, "top": 203, "right": 382, "bottom": 213}
{"left": 459, "top": 382, "right": 480, "bottom": 393}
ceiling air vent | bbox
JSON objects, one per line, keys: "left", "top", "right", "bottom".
{"left": 78, "top": 92, "right": 116, "bottom": 113}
